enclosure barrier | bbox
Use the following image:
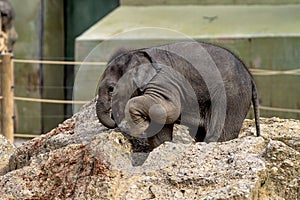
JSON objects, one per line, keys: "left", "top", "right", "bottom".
{"left": 0, "top": 53, "right": 14, "bottom": 143}
{"left": 0, "top": 58, "right": 300, "bottom": 142}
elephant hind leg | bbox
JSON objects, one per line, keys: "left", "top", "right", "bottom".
{"left": 194, "top": 126, "right": 206, "bottom": 142}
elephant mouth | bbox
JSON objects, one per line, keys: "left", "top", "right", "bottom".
{"left": 110, "top": 110, "right": 119, "bottom": 123}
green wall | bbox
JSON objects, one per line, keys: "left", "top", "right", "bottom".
{"left": 211, "top": 37, "right": 300, "bottom": 119}
{"left": 76, "top": 4, "right": 300, "bottom": 119}
{"left": 42, "top": 0, "right": 65, "bottom": 133}
{"left": 9, "top": 0, "right": 119, "bottom": 135}
{"left": 64, "top": 0, "right": 119, "bottom": 117}
{"left": 10, "top": 0, "right": 65, "bottom": 134}
{"left": 10, "top": 0, "right": 42, "bottom": 134}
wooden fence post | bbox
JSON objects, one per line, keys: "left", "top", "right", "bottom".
{"left": 0, "top": 53, "right": 14, "bottom": 144}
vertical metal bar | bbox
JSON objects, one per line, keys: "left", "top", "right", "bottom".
{"left": 1, "top": 53, "right": 14, "bottom": 144}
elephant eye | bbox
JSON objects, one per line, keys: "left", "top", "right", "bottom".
{"left": 108, "top": 85, "right": 115, "bottom": 94}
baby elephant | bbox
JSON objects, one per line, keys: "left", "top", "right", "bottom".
{"left": 96, "top": 42, "right": 260, "bottom": 149}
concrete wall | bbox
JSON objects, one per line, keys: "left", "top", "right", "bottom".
{"left": 64, "top": 0, "right": 119, "bottom": 117}
{"left": 211, "top": 37, "right": 300, "bottom": 119}
{"left": 8, "top": 0, "right": 119, "bottom": 135}
{"left": 10, "top": 0, "right": 42, "bottom": 134}
{"left": 42, "top": 1, "right": 65, "bottom": 133}
{"left": 76, "top": 5, "right": 300, "bottom": 119}
{"left": 10, "top": 0, "right": 65, "bottom": 134}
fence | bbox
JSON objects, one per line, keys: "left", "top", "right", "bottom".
{"left": 1, "top": 53, "right": 300, "bottom": 143}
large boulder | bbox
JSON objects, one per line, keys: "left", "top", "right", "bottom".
{"left": 0, "top": 135, "right": 14, "bottom": 170}
{"left": 0, "top": 99, "right": 299, "bottom": 199}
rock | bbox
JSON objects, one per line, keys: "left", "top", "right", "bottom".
{"left": 0, "top": 99, "right": 299, "bottom": 199}
{"left": 0, "top": 135, "right": 15, "bottom": 171}
{"left": 263, "top": 140, "right": 300, "bottom": 199}
{"left": 242, "top": 117, "right": 300, "bottom": 151}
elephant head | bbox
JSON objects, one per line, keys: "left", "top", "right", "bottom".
{"left": 96, "top": 50, "right": 127, "bottom": 128}
{"left": 96, "top": 77, "right": 117, "bottom": 128}
{"left": 96, "top": 49, "right": 158, "bottom": 130}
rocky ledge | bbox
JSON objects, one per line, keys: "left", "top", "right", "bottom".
{"left": 0, "top": 99, "right": 299, "bottom": 199}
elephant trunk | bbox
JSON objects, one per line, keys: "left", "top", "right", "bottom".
{"left": 96, "top": 96, "right": 117, "bottom": 129}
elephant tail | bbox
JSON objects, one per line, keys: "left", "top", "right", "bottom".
{"left": 251, "top": 80, "right": 260, "bottom": 137}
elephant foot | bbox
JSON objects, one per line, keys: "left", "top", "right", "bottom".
{"left": 147, "top": 123, "right": 174, "bottom": 150}
{"left": 126, "top": 123, "right": 174, "bottom": 166}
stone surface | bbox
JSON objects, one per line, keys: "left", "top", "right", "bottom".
{"left": 0, "top": 135, "right": 15, "bottom": 171}
{"left": 0, "top": 99, "right": 299, "bottom": 199}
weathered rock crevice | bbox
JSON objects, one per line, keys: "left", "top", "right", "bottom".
{"left": 0, "top": 100, "right": 299, "bottom": 199}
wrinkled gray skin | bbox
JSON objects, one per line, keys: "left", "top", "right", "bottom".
{"left": 0, "top": 0, "right": 18, "bottom": 52}
{"left": 96, "top": 42, "right": 260, "bottom": 150}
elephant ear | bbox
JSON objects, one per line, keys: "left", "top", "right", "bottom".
{"left": 132, "top": 51, "right": 161, "bottom": 90}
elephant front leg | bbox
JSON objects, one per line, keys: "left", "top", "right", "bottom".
{"left": 147, "top": 123, "right": 174, "bottom": 150}
{"left": 120, "top": 95, "right": 179, "bottom": 147}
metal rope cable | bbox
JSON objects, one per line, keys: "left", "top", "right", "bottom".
{"left": 250, "top": 68, "right": 300, "bottom": 76}
{"left": 12, "top": 58, "right": 300, "bottom": 75}
{"left": 4, "top": 94, "right": 299, "bottom": 113}
{"left": 8, "top": 59, "right": 300, "bottom": 111}
{"left": 260, "top": 106, "right": 300, "bottom": 114}
{"left": 13, "top": 58, "right": 107, "bottom": 66}
{"left": 5, "top": 58, "right": 300, "bottom": 139}
{"left": 13, "top": 105, "right": 300, "bottom": 139}
{"left": 13, "top": 96, "right": 89, "bottom": 104}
